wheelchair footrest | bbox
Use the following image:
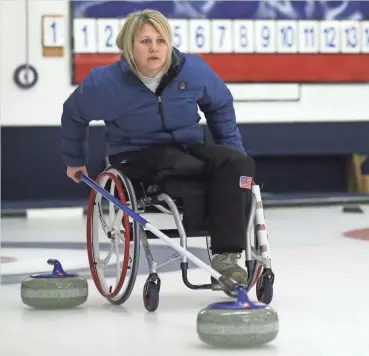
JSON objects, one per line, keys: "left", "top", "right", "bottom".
{"left": 180, "top": 262, "right": 213, "bottom": 290}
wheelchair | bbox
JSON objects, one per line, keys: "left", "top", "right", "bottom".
{"left": 86, "top": 165, "right": 275, "bottom": 312}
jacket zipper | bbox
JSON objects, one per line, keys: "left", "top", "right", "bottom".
{"left": 129, "top": 73, "right": 177, "bottom": 145}
{"left": 157, "top": 95, "right": 176, "bottom": 143}
{"left": 157, "top": 96, "right": 166, "bottom": 130}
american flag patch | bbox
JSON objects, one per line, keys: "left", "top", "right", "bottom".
{"left": 239, "top": 176, "right": 252, "bottom": 189}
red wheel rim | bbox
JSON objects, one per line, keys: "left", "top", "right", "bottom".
{"left": 86, "top": 171, "right": 131, "bottom": 299}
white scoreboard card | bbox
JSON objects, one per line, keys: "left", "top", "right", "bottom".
{"left": 360, "top": 21, "right": 369, "bottom": 53}
{"left": 73, "top": 18, "right": 97, "bottom": 53}
{"left": 319, "top": 21, "right": 340, "bottom": 53}
{"left": 340, "top": 21, "right": 361, "bottom": 53}
{"left": 211, "top": 20, "right": 233, "bottom": 53}
{"left": 255, "top": 21, "right": 276, "bottom": 53}
{"left": 277, "top": 21, "right": 298, "bottom": 53}
{"left": 169, "top": 19, "right": 189, "bottom": 52}
{"left": 97, "top": 19, "right": 120, "bottom": 53}
{"left": 232, "top": 20, "right": 254, "bottom": 53}
{"left": 189, "top": 20, "right": 211, "bottom": 53}
{"left": 298, "top": 21, "right": 319, "bottom": 53}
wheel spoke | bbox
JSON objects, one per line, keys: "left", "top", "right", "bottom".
{"left": 114, "top": 233, "right": 121, "bottom": 287}
{"left": 97, "top": 241, "right": 114, "bottom": 267}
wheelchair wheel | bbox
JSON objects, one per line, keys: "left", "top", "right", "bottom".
{"left": 252, "top": 218, "right": 274, "bottom": 305}
{"left": 249, "top": 224, "right": 264, "bottom": 289}
{"left": 86, "top": 167, "right": 140, "bottom": 305}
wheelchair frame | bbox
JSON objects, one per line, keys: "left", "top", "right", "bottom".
{"left": 86, "top": 166, "right": 275, "bottom": 312}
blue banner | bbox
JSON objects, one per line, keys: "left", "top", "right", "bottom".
{"left": 71, "top": 1, "right": 369, "bottom": 20}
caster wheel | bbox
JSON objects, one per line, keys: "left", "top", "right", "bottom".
{"left": 143, "top": 273, "right": 161, "bottom": 312}
{"left": 256, "top": 268, "right": 274, "bottom": 305}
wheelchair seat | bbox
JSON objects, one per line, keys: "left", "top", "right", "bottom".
{"left": 128, "top": 172, "right": 210, "bottom": 236}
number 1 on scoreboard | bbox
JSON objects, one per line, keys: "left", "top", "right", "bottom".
{"left": 42, "top": 15, "right": 65, "bottom": 47}
{"left": 73, "top": 18, "right": 97, "bottom": 53}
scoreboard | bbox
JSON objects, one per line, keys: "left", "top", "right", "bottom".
{"left": 69, "top": 1, "right": 369, "bottom": 84}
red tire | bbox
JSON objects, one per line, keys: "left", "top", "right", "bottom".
{"left": 86, "top": 168, "right": 140, "bottom": 303}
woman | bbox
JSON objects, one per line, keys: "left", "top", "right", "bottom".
{"left": 61, "top": 9, "right": 255, "bottom": 285}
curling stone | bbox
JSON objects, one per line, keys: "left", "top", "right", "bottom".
{"left": 197, "top": 287, "right": 278, "bottom": 348}
{"left": 21, "top": 259, "right": 88, "bottom": 309}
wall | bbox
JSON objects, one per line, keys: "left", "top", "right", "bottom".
{"left": 1, "top": 0, "right": 369, "bottom": 209}
{"left": 1, "top": 0, "right": 369, "bottom": 127}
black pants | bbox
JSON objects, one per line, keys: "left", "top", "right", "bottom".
{"left": 109, "top": 144, "right": 255, "bottom": 253}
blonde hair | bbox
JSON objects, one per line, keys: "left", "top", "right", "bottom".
{"left": 116, "top": 9, "right": 173, "bottom": 74}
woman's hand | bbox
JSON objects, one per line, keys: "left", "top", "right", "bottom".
{"left": 66, "top": 166, "right": 88, "bottom": 183}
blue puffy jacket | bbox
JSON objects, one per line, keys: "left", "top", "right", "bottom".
{"left": 60, "top": 48, "right": 245, "bottom": 167}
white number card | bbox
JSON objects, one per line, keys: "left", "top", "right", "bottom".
{"left": 361, "top": 21, "right": 369, "bottom": 53}
{"left": 233, "top": 20, "right": 254, "bottom": 52}
{"left": 73, "top": 18, "right": 97, "bottom": 53}
{"left": 298, "top": 21, "right": 319, "bottom": 53}
{"left": 340, "top": 21, "right": 360, "bottom": 53}
{"left": 169, "top": 19, "right": 189, "bottom": 52}
{"left": 211, "top": 20, "right": 232, "bottom": 53}
{"left": 42, "top": 16, "right": 64, "bottom": 47}
{"left": 97, "top": 19, "right": 120, "bottom": 53}
{"left": 277, "top": 21, "right": 298, "bottom": 53}
{"left": 255, "top": 21, "right": 276, "bottom": 53}
{"left": 189, "top": 20, "right": 211, "bottom": 53}
{"left": 320, "top": 21, "right": 340, "bottom": 53}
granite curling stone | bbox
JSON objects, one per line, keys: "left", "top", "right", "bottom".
{"left": 21, "top": 259, "right": 88, "bottom": 309}
{"left": 197, "top": 287, "right": 278, "bottom": 348}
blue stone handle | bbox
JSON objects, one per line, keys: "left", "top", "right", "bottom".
{"left": 236, "top": 286, "right": 251, "bottom": 303}
{"left": 47, "top": 259, "right": 70, "bottom": 277}
{"left": 29, "top": 259, "right": 79, "bottom": 279}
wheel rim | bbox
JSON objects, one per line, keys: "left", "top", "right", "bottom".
{"left": 86, "top": 171, "right": 132, "bottom": 300}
